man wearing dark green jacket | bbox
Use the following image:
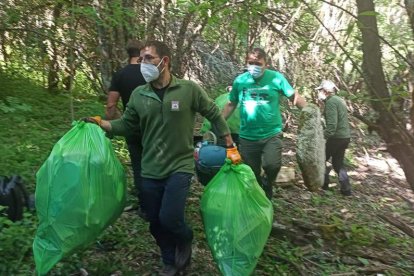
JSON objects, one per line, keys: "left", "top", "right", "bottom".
{"left": 316, "top": 80, "right": 351, "bottom": 196}
{"left": 88, "top": 41, "right": 241, "bottom": 275}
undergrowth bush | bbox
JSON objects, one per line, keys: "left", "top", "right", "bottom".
{"left": 0, "top": 210, "right": 37, "bottom": 275}
{"left": 0, "top": 96, "right": 32, "bottom": 114}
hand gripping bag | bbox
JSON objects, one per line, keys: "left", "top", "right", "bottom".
{"left": 33, "top": 121, "right": 126, "bottom": 275}
{"left": 200, "top": 160, "right": 273, "bottom": 275}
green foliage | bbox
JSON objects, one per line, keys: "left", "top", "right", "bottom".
{"left": 297, "top": 41, "right": 310, "bottom": 54}
{"left": 0, "top": 96, "right": 32, "bottom": 113}
{"left": 274, "top": 240, "right": 301, "bottom": 263}
{"left": 342, "top": 224, "right": 375, "bottom": 246}
{"left": 1, "top": 3, "right": 24, "bottom": 27}
{"left": 0, "top": 212, "right": 37, "bottom": 275}
{"left": 0, "top": 71, "right": 104, "bottom": 190}
{"left": 310, "top": 194, "right": 329, "bottom": 206}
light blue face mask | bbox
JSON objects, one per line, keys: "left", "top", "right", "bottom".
{"left": 318, "top": 91, "right": 327, "bottom": 101}
{"left": 140, "top": 58, "right": 164, "bottom": 82}
{"left": 247, "top": 65, "right": 263, "bottom": 79}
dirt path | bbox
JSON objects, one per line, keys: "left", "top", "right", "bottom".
{"left": 257, "top": 128, "right": 414, "bottom": 275}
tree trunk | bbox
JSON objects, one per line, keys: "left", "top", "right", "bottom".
{"left": 172, "top": 12, "right": 194, "bottom": 77}
{"left": 356, "top": 0, "right": 414, "bottom": 190}
{"left": 0, "top": 31, "right": 9, "bottom": 66}
{"left": 63, "top": 8, "right": 78, "bottom": 92}
{"left": 173, "top": 12, "right": 209, "bottom": 78}
{"left": 405, "top": 0, "right": 414, "bottom": 38}
{"left": 160, "top": 0, "right": 172, "bottom": 41}
{"left": 229, "top": 32, "right": 237, "bottom": 63}
{"left": 93, "top": 0, "right": 113, "bottom": 93}
{"left": 146, "top": 5, "right": 161, "bottom": 41}
{"left": 47, "top": 3, "right": 63, "bottom": 91}
{"left": 409, "top": 55, "right": 414, "bottom": 135}
{"left": 404, "top": 1, "right": 414, "bottom": 135}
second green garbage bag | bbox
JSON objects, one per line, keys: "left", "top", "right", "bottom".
{"left": 200, "top": 161, "right": 273, "bottom": 275}
{"left": 33, "top": 121, "right": 126, "bottom": 275}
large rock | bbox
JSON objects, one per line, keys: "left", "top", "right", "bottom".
{"left": 296, "top": 104, "right": 325, "bottom": 191}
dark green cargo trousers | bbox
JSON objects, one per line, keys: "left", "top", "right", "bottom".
{"left": 239, "top": 133, "right": 283, "bottom": 199}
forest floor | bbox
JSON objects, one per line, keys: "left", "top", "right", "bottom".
{"left": 1, "top": 71, "right": 414, "bottom": 275}
{"left": 88, "top": 125, "right": 414, "bottom": 276}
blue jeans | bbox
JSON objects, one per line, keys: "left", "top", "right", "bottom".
{"left": 141, "top": 172, "right": 194, "bottom": 265}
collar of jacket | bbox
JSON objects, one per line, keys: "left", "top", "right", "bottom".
{"left": 325, "top": 94, "right": 335, "bottom": 101}
{"left": 138, "top": 75, "right": 180, "bottom": 97}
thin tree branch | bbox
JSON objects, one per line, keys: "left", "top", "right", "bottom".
{"left": 301, "top": 0, "right": 414, "bottom": 145}
{"left": 318, "top": 0, "right": 414, "bottom": 69}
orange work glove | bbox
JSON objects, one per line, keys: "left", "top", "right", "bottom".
{"left": 226, "top": 146, "right": 241, "bottom": 164}
{"left": 82, "top": 116, "right": 102, "bottom": 126}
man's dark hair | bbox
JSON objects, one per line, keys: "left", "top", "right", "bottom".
{"left": 126, "top": 40, "right": 143, "bottom": 58}
{"left": 126, "top": 39, "right": 143, "bottom": 58}
{"left": 143, "top": 40, "right": 172, "bottom": 68}
{"left": 247, "top": 47, "right": 267, "bottom": 61}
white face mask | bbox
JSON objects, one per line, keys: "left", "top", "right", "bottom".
{"left": 247, "top": 65, "right": 263, "bottom": 79}
{"left": 318, "top": 91, "right": 327, "bottom": 101}
{"left": 140, "top": 58, "right": 164, "bottom": 82}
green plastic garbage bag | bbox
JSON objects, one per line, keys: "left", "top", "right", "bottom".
{"left": 200, "top": 92, "right": 240, "bottom": 134}
{"left": 200, "top": 160, "right": 273, "bottom": 275}
{"left": 33, "top": 121, "right": 126, "bottom": 275}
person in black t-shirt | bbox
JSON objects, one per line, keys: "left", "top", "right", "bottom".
{"left": 106, "top": 39, "right": 147, "bottom": 213}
